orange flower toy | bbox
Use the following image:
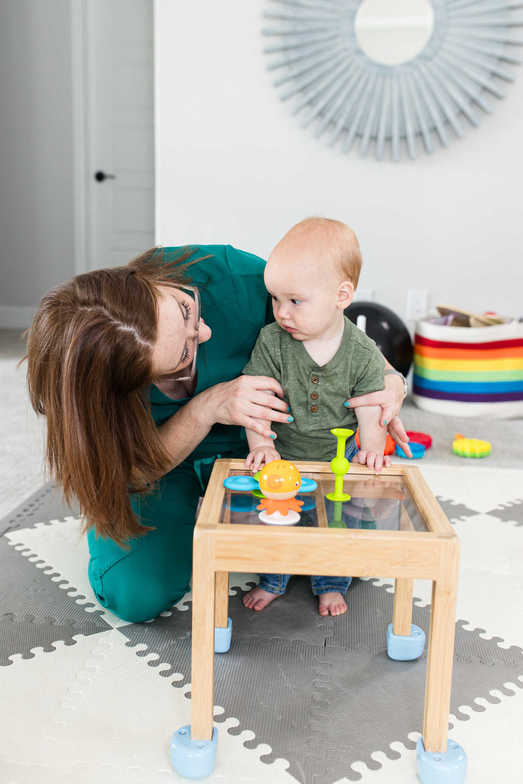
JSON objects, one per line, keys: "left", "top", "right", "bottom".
{"left": 257, "top": 460, "right": 304, "bottom": 525}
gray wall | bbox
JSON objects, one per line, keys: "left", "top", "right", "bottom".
{"left": 0, "top": 1, "right": 75, "bottom": 326}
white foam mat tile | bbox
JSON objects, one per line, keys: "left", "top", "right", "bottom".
{"left": 452, "top": 513, "right": 523, "bottom": 578}
{"left": 5, "top": 518, "right": 126, "bottom": 628}
{"left": 346, "top": 682, "right": 523, "bottom": 784}
{"left": 455, "top": 569, "right": 523, "bottom": 650}
{"left": 419, "top": 465, "right": 523, "bottom": 514}
{"left": 1, "top": 633, "right": 108, "bottom": 765}
{"left": 1, "top": 629, "right": 297, "bottom": 784}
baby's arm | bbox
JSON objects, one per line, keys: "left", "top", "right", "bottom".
{"left": 242, "top": 325, "right": 284, "bottom": 473}
{"left": 354, "top": 405, "right": 388, "bottom": 473}
{"left": 245, "top": 427, "right": 280, "bottom": 473}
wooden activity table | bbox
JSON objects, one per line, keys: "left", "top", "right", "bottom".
{"left": 170, "top": 459, "right": 467, "bottom": 782}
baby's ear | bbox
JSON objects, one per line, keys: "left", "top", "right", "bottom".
{"left": 337, "top": 280, "right": 354, "bottom": 309}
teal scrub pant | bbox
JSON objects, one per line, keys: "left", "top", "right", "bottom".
{"left": 87, "top": 455, "right": 220, "bottom": 623}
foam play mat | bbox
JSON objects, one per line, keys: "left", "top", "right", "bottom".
{"left": 1, "top": 464, "right": 523, "bottom": 783}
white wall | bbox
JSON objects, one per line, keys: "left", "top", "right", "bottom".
{"left": 0, "top": 1, "right": 75, "bottom": 327}
{"left": 155, "top": 0, "right": 523, "bottom": 322}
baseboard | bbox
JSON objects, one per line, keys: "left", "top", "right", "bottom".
{"left": 0, "top": 306, "right": 37, "bottom": 329}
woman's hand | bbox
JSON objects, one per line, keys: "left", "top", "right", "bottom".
{"left": 201, "top": 375, "right": 290, "bottom": 439}
{"left": 346, "top": 373, "right": 412, "bottom": 457}
{"left": 385, "top": 416, "right": 411, "bottom": 457}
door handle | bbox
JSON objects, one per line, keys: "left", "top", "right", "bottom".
{"left": 94, "top": 170, "right": 116, "bottom": 182}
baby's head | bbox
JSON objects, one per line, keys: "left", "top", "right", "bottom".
{"left": 265, "top": 217, "right": 361, "bottom": 341}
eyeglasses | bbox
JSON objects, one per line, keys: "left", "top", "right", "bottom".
{"left": 172, "top": 285, "right": 201, "bottom": 382}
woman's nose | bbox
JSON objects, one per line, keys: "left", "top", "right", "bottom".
{"left": 196, "top": 318, "right": 212, "bottom": 344}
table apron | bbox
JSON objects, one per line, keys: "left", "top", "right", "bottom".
{"left": 210, "top": 529, "right": 453, "bottom": 580}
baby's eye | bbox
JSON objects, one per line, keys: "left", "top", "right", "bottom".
{"left": 181, "top": 301, "right": 192, "bottom": 321}
{"left": 291, "top": 299, "right": 301, "bottom": 305}
{"left": 271, "top": 295, "right": 278, "bottom": 302}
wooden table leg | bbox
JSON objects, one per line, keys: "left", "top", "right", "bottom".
{"left": 190, "top": 529, "right": 215, "bottom": 741}
{"left": 215, "top": 571, "right": 229, "bottom": 629}
{"left": 392, "top": 578, "right": 413, "bottom": 635}
{"left": 422, "top": 542, "right": 459, "bottom": 752}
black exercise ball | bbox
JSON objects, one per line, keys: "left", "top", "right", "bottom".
{"left": 345, "top": 301, "right": 413, "bottom": 377}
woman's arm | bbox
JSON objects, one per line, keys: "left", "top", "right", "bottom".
{"left": 157, "top": 375, "right": 289, "bottom": 470}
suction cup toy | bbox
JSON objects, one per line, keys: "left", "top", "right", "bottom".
{"left": 326, "top": 428, "right": 354, "bottom": 502}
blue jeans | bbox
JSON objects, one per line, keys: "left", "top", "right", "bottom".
{"left": 258, "top": 436, "right": 358, "bottom": 597}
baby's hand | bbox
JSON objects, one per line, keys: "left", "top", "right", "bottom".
{"left": 245, "top": 445, "right": 281, "bottom": 473}
{"left": 353, "top": 449, "right": 391, "bottom": 474}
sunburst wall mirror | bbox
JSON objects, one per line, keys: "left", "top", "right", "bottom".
{"left": 263, "top": 0, "right": 523, "bottom": 160}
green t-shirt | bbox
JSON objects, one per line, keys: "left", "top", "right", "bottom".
{"left": 243, "top": 317, "right": 385, "bottom": 462}
{"left": 149, "top": 244, "right": 271, "bottom": 459}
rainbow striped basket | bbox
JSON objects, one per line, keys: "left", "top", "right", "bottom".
{"left": 413, "top": 319, "right": 523, "bottom": 419}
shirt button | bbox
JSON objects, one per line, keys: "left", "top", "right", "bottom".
{"left": 311, "top": 392, "right": 319, "bottom": 400}
{"left": 311, "top": 376, "right": 319, "bottom": 384}
{"left": 311, "top": 405, "right": 318, "bottom": 413}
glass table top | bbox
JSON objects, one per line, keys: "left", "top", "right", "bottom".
{"left": 220, "top": 472, "right": 428, "bottom": 533}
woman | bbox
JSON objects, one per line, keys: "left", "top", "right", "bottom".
{"left": 26, "top": 245, "right": 409, "bottom": 622}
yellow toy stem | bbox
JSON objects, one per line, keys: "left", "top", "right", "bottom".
{"left": 326, "top": 427, "right": 353, "bottom": 502}
{"left": 329, "top": 500, "right": 345, "bottom": 528}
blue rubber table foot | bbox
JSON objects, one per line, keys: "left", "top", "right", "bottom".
{"left": 416, "top": 737, "right": 467, "bottom": 783}
{"left": 170, "top": 725, "right": 218, "bottom": 779}
{"left": 387, "top": 623, "right": 426, "bottom": 660}
{"left": 214, "top": 617, "right": 232, "bottom": 653}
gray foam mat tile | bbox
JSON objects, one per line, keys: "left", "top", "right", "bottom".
{"left": 227, "top": 575, "right": 335, "bottom": 646}
{"left": 486, "top": 498, "right": 523, "bottom": 526}
{"left": 324, "top": 578, "right": 405, "bottom": 653}
{"left": 0, "top": 482, "right": 79, "bottom": 537}
{"left": 116, "top": 608, "right": 194, "bottom": 653}
{"left": 435, "top": 496, "right": 479, "bottom": 523}
{"left": 119, "top": 626, "right": 323, "bottom": 776}
{"left": 0, "top": 614, "right": 90, "bottom": 665}
{"left": 0, "top": 536, "right": 111, "bottom": 664}
{"left": 303, "top": 633, "right": 523, "bottom": 782}
{"left": 0, "top": 535, "right": 107, "bottom": 626}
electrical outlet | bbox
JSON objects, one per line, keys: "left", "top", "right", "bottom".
{"left": 354, "top": 288, "right": 374, "bottom": 301}
{"left": 406, "top": 289, "right": 429, "bottom": 321}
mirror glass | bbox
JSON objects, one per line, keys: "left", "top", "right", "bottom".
{"left": 355, "top": 0, "right": 434, "bottom": 66}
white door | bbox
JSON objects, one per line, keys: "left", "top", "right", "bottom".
{"left": 79, "top": 0, "right": 155, "bottom": 271}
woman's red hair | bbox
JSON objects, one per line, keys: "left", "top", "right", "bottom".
{"left": 25, "top": 247, "right": 207, "bottom": 545}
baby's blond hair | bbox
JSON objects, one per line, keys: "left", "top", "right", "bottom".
{"left": 278, "top": 217, "right": 362, "bottom": 288}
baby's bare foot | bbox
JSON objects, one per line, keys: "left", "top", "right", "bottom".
{"left": 242, "top": 587, "right": 280, "bottom": 612}
{"left": 318, "top": 591, "right": 347, "bottom": 617}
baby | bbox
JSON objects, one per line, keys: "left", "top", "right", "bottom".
{"left": 242, "top": 217, "right": 387, "bottom": 617}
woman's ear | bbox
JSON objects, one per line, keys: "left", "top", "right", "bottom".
{"left": 337, "top": 280, "right": 355, "bottom": 310}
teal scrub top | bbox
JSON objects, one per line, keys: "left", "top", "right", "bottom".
{"left": 149, "top": 244, "right": 271, "bottom": 459}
